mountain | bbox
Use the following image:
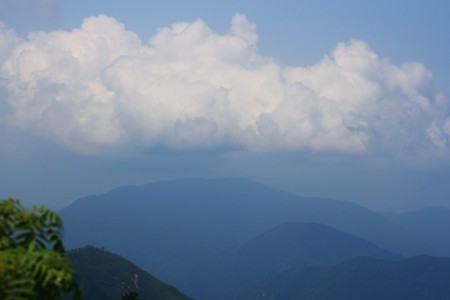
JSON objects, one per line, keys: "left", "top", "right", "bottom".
{"left": 60, "top": 178, "right": 450, "bottom": 285}
{"left": 381, "top": 206, "right": 450, "bottom": 256}
{"left": 68, "top": 246, "right": 192, "bottom": 300}
{"left": 237, "top": 255, "right": 450, "bottom": 300}
{"left": 166, "top": 222, "right": 401, "bottom": 300}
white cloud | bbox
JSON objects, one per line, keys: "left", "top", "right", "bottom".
{"left": 0, "top": 21, "right": 20, "bottom": 64}
{"left": 0, "top": 14, "right": 448, "bottom": 156}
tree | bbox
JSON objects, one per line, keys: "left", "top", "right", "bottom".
{"left": 0, "top": 198, "right": 81, "bottom": 300}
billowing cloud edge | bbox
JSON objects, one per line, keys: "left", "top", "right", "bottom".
{"left": 0, "top": 14, "right": 449, "bottom": 158}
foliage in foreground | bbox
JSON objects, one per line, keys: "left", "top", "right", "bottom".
{"left": 0, "top": 198, "right": 81, "bottom": 300}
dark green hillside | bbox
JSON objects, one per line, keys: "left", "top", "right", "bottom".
{"left": 237, "top": 256, "right": 450, "bottom": 300}
{"left": 167, "top": 222, "right": 401, "bottom": 300}
{"left": 68, "top": 246, "right": 192, "bottom": 300}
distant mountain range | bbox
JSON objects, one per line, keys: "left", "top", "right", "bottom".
{"left": 382, "top": 206, "right": 450, "bottom": 256}
{"left": 236, "top": 255, "right": 450, "bottom": 300}
{"left": 166, "top": 222, "right": 401, "bottom": 299}
{"left": 68, "top": 246, "right": 192, "bottom": 300}
{"left": 60, "top": 177, "right": 450, "bottom": 299}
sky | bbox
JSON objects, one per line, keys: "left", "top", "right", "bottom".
{"left": 1, "top": 0, "right": 450, "bottom": 212}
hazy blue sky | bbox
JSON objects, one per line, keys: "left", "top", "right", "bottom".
{"left": 1, "top": 0, "right": 450, "bottom": 211}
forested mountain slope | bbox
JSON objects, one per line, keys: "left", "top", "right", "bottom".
{"left": 68, "top": 246, "right": 192, "bottom": 300}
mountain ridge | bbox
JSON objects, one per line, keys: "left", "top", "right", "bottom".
{"left": 236, "top": 255, "right": 450, "bottom": 300}
{"left": 165, "top": 222, "right": 401, "bottom": 299}
{"left": 59, "top": 177, "right": 450, "bottom": 299}
{"left": 61, "top": 177, "right": 428, "bottom": 259}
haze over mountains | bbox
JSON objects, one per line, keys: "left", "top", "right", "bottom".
{"left": 60, "top": 177, "right": 450, "bottom": 299}
{"left": 165, "top": 222, "right": 401, "bottom": 299}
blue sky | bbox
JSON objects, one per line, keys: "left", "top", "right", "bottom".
{"left": 1, "top": 0, "right": 450, "bottom": 211}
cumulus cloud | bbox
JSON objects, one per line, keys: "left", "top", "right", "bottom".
{"left": 0, "top": 14, "right": 448, "bottom": 156}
